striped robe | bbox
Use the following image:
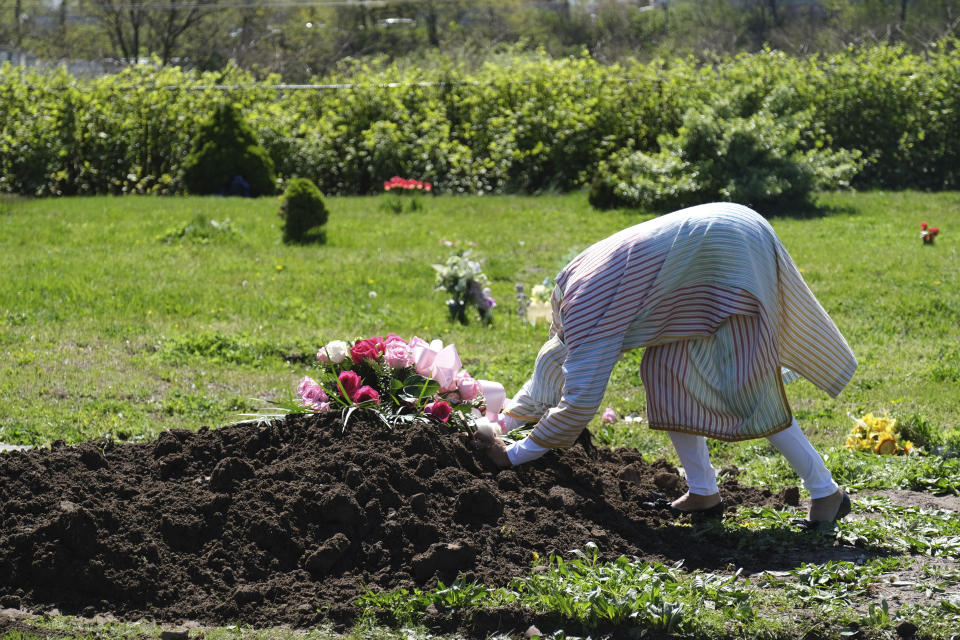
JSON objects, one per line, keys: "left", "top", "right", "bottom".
{"left": 504, "top": 202, "right": 857, "bottom": 448}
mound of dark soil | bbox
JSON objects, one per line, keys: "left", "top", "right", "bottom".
{"left": 0, "top": 413, "right": 795, "bottom": 628}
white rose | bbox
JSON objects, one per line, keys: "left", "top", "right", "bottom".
{"left": 324, "top": 340, "right": 349, "bottom": 364}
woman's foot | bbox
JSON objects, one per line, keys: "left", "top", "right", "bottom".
{"left": 795, "top": 489, "right": 851, "bottom": 530}
{"left": 670, "top": 491, "right": 724, "bottom": 515}
{"left": 807, "top": 489, "right": 851, "bottom": 522}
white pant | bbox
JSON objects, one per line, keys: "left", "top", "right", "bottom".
{"left": 668, "top": 418, "right": 839, "bottom": 499}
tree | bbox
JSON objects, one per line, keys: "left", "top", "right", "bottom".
{"left": 90, "top": 0, "right": 217, "bottom": 64}
{"left": 147, "top": 0, "right": 219, "bottom": 65}
{"left": 90, "top": 0, "right": 147, "bottom": 62}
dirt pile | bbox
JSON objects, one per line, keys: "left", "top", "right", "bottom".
{"left": 0, "top": 413, "right": 793, "bottom": 628}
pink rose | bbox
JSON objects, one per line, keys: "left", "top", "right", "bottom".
{"left": 384, "top": 341, "right": 413, "bottom": 369}
{"left": 384, "top": 333, "right": 406, "bottom": 346}
{"left": 425, "top": 400, "right": 452, "bottom": 423}
{"left": 297, "top": 376, "right": 329, "bottom": 410}
{"left": 350, "top": 339, "right": 382, "bottom": 364}
{"left": 354, "top": 385, "right": 381, "bottom": 405}
{"left": 455, "top": 370, "right": 480, "bottom": 401}
{"left": 338, "top": 370, "right": 361, "bottom": 401}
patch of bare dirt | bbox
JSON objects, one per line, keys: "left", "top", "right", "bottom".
{"left": 0, "top": 413, "right": 844, "bottom": 631}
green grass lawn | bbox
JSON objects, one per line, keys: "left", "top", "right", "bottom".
{"left": 2, "top": 191, "right": 958, "bottom": 452}
{"left": 2, "top": 190, "right": 960, "bottom": 640}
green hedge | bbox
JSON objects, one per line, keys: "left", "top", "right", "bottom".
{"left": 1, "top": 41, "right": 958, "bottom": 198}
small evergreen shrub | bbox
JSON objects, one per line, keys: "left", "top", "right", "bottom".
{"left": 590, "top": 106, "right": 863, "bottom": 213}
{"left": 279, "top": 177, "right": 328, "bottom": 243}
{"left": 182, "top": 102, "right": 276, "bottom": 197}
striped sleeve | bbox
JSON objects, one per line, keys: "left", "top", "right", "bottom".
{"left": 775, "top": 246, "right": 858, "bottom": 397}
{"left": 528, "top": 334, "right": 623, "bottom": 449}
{"left": 504, "top": 335, "right": 566, "bottom": 423}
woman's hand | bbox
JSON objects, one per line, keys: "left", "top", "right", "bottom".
{"left": 472, "top": 419, "right": 512, "bottom": 467}
{"left": 484, "top": 438, "right": 512, "bottom": 467}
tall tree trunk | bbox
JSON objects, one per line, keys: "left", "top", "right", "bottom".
{"left": 14, "top": 0, "right": 23, "bottom": 50}
{"left": 900, "top": 0, "right": 908, "bottom": 25}
{"left": 127, "top": 5, "right": 140, "bottom": 62}
{"left": 425, "top": 1, "right": 439, "bottom": 47}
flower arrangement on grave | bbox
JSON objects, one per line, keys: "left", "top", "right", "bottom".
{"left": 382, "top": 176, "right": 432, "bottom": 213}
{"left": 433, "top": 251, "right": 496, "bottom": 325}
{"left": 921, "top": 221, "right": 940, "bottom": 245}
{"left": 844, "top": 412, "right": 914, "bottom": 455}
{"left": 383, "top": 176, "right": 432, "bottom": 193}
{"left": 526, "top": 279, "right": 553, "bottom": 324}
{"left": 296, "top": 334, "right": 501, "bottom": 434}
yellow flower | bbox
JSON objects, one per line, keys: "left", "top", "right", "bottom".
{"left": 874, "top": 433, "right": 898, "bottom": 455}
{"left": 847, "top": 411, "right": 907, "bottom": 455}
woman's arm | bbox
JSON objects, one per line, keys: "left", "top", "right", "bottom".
{"left": 528, "top": 334, "right": 623, "bottom": 449}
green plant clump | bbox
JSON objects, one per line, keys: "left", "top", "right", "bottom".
{"left": 279, "top": 177, "right": 329, "bottom": 243}
{"left": 181, "top": 102, "right": 276, "bottom": 197}
{"left": 156, "top": 213, "right": 240, "bottom": 244}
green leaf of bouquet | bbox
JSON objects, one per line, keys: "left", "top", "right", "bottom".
{"left": 402, "top": 375, "right": 440, "bottom": 400}
{"left": 373, "top": 411, "right": 393, "bottom": 432}
{"left": 341, "top": 405, "right": 358, "bottom": 433}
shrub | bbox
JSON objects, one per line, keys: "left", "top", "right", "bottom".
{"left": 590, "top": 105, "right": 863, "bottom": 213}
{"left": 279, "top": 177, "right": 328, "bottom": 243}
{"left": 2, "top": 42, "right": 959, "bottom": 197}
{"left": 182, "top": 102, "right": 276, "bottom": 197}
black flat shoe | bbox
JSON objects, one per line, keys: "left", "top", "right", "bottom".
{"left": 793, "top": 491, "right": 851, "bottom": 531}
{"left": 670, "top": 500, "right": 725, "bottom": 518}
{"left": 641, "top": 496, "right": 725, "bottom": 517}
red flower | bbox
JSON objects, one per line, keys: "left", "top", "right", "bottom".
{"left": 338, "top": 370, "right": 361, "bottom": 401}
{"left": 350, "top": 339, "right": 383, "bottom": 364}
{"left": 354, "top": 385, "right": 381, "bottom": 405}
{"left": 383, "top": 176, "right": 432, "bottom": 193}
{"left": 921, "top": 221, "right": 928, "bottom": 230}
{"left": 425, "top": 400, "right": 452, "bottom": 423}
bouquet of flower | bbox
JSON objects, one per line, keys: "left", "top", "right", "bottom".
{"left": 383, "top": 176, "right": 432, "bottom": 193}
{"left": 296, "top": 334, "right": 491, "bottom": 433}
{"left": 921, "top": 221, "right": 940, "bottom": 245}
{"left": 383, "top": 176, "right": 433, "bottom": 213}
{"left": 433, "top": 251, "right": 496, "bottom": 325}
{"left": 844, "top": 412, "right": 914, "bottom": 455}
{"left": 526, "top": 278, "right": 553, "bottom": 324}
